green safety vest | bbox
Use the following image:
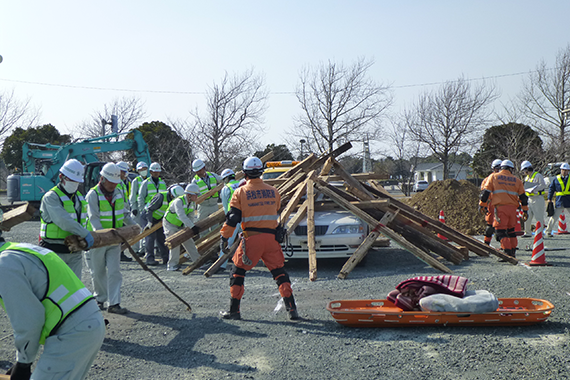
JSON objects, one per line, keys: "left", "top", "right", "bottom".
{"left": 555, "top": 175, "right": 570, "bottom": 197}
{"left": 87, "top": 185, "right": 125, "bottom": 230}
{"left": 152, "top": 191, "right": 169, "bottom": 220}
{"left": 164, "top": 195, "right": 195, "bottom": 227}
{"left": 144, "top": 178, "right": 167, "bottom": 204}
{"left": 117, "top": 180, "right": 129, "bottom": 200}
{"left": 129, "top": 176, "right": 145, "bottom": 198}
{"left": 40, "top": 187, "right": 88, "bottom": 241}
{"left": 0, "top": 242, "right": 93, "bottom": 344}
{"left": 524, "top": 172, "right": 544, "bottom": 196}
{"left": 194, "top": 172, "right": 218, "bottom": 199}
{"left": 223, "top": 180, "right": 241, "bottom": 212}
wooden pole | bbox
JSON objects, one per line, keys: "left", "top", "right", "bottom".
{"left": 120, "top": 221, "right": 162, "bottom": 252}
{"left": 204, "top": 238, "right": 240, "bottom": 277}
{"left": 165, "top": 208, "right": 225, "bottom": 249}
{"left": 66, "top": 225, "right": 141, "bottom": 251}
{"left": 306, "top": 177, "right": 317, "bottom": 281}
{"left": 1, "top": 202, "right": 36, "bottom": 231}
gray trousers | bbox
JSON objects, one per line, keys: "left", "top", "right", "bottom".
{"left": 85, "top": 244, "right": 123, "bottom": 306}
{"left": 31, "top": 300, "right": 105, "bottom": 380}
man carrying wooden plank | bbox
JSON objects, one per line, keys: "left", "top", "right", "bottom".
{"left": 85, "top": 163, "right": 136, "bottom": 314}
{"left": 220, "top": 157, "right": 300, "bottom": 320}
{"left": 0, "top": 234, "right": 105, "bottom": 380}
{"left": 163, "top": 184, "right": 201, "bottom": 271}
{"left": 39, "top": 159, "right": 95, "bottom": 280}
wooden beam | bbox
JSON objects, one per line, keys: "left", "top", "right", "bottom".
{"left": 286, "top": 200, "right": 308, "bottom": 236}
{"left": 120, "top": 221, "right": 163, "bottom": 251}
{"left": 315, "top": 182, "right": 452, "bottom": 273}
{"left": 204, "top": 238, "right": 240, "bottom": 277}
{"left": 338, "top": 228, "right": 382, "bottom": 279}
{"left": 165, "top": 208, "right": 225, "bottom": 249}
{"left": 66, "top": 225, "right": 141, "bottom": 251}
{"left": 1, "top": 202, "right": 36, "bottom": 231}
{"left": 306, "top": 177, "right": 317, "bottom": 281}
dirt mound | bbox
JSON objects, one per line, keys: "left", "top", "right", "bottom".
{"left": 406, "top": 179, "right": 486, "bottom": 235}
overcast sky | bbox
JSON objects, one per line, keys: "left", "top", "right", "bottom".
{"left": 1, "top": 1, "right": 569, "bottom": 159}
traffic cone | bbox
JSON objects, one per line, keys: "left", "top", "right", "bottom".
{"left": 515, "top": 208, "right": 524, "bottom": 236}
{"left": 528, "top": 221, "right": 550, "bottom": 266}
{"left": 554, "top": 211, "right": 570, "bottom": 235}
{"left": 437, "top": 210, "right": 448, "bottom": 240}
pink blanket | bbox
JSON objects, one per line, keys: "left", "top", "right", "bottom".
{"left": 387, "top": 275, "right": 469, "bottom": 311}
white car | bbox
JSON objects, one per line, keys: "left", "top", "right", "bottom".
{"left": 414, "top": 180, "right": 429, "bottom": 192}
{"left": 282, "top": 210, "right": 368, "bottom": 260}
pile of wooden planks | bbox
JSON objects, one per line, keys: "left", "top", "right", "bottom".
{"left": 162, "top": 142, "right": 515, "bottom": 280}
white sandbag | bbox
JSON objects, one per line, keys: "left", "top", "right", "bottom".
{"left": 419, "top": 290, "right": 499, "bottom": 313}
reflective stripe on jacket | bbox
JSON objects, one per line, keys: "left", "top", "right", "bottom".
{"left": 40, "top": 186, "right": 87, "bottom": 240}
{"left": 194, "top": 172, "right": 219, "bottom": 198}
{"left": 164, "top": 195, "right": 195, "bottom": 227}
{"left": 525, "top": 172, "right": 545, "bottom": 196}
{"left": 152, "top": 191, "right": 169, "bottom": 220}
{"left": 221, "top": 178, "right": 280, "bottom": 239}
{"left": 555, "top": 175, "right": 570, "bottom": 196}
{"left": 144, "top": 178, "right": 167, "bottom": 204}
{"left": 88, "top": 185, "right": 125, "bottom": 230}
{"left": 483, "top": 169, "right": 526, "bottom": 209}
{"left": 0, "top": 242, "right": 92, "bottom": 344}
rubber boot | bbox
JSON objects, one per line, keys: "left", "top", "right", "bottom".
{"left": 283, "top": 295, "right": 300, "bottom": 320}
{"left": 221, "top": 298, "right": 241, "bottom": 320}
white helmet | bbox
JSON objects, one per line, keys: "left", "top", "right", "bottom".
{"left": 561, "top": 163, "right": 570, "bottom": 170}
{"left": 169, "top": 185, "right": 185, "bottom": 198}
{"left": 192, "top": 159, "right": 205, "bottom": 172}
{"left": 501, "top": 160, "right": 514, "bottom": 169}
{"left": 101, "top": 163, "right": 121, "bottom": 184}
{"left": 185, "top": 183, "right": 201, "bottom": 195}
{"left": 520, "top": 160, "right": 532, "bottom": 171}
{"left": 243, "top": 156, "right": 264, "bottom": 178}
{"left": 116, "top": 161, "right": 129, "bottom": 172}
{"left": 491, "top": 159, "right": 503, "bottom": 169}
{"left": 60, "top": 159, "right": 85, "bottom": 183}
{"left": 221, "top": 168, "right": 235, "bottom": 179}
{"left": 149, "top": 162, "right": 161, "bottom": 172}
{"left": 136, "top": 161, "right": 148, "bottom": 171}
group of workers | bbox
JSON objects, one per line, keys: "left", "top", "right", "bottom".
{"left": 479, "top": 159, "right": 570, "bottom": 260}
{"left": 0, "top": 155, "right": 298, "bottom": 379}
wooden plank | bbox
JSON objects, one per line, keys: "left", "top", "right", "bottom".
{"left": 286, "top": 200, "right": 308, "bottom": 236}
{"left": 315, "top": 182, "right": 452, "bottom": 273}
{"left": 120, "top": 221, "right": 163, "bottom": 252}
{"left": 306, "top": 177, "right": 317, "bottom": 281}
{"left": 165, "top": 208, "right": 225, "bottom": 249}
{"left": 319, "top": 157, "right": 334, "bottom": 176}
{"left": 338, "top": 228, "right": 382, "bottom": 279}
{"left": 181, "top": 244, "right": 219, "bottom": 276}
{"left": 179, "top": 227, "right": 221, "bottom": 265}
{"left": 66, "top": 224, "right": 141, "bottom": 251}
{"left": 319, "top": 173, "right": 393, "bottom": 182}
{"left": 204, "top": 238, "right": 240, "bottom": 277}
{"left": 1, "top": 202, "right": 36, "bottom": 230}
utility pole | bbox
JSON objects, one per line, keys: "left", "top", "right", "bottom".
{"left": 362, "top": 135, "right": 371, "bottom": 173}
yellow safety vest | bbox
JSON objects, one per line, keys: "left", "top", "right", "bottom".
{"left": 87, "top": 185, "right": 125, "bottom": 230}
{"left": 194, "top": 172, "right": 218, "bottom": 199}
{"left": 524, "top": 172, "right": 544, "bottom": 196}
{"left": 0, "top": 242, "right": 93, "bottom": 344}
{"left": 164, "top": 195, "right": 195, "bottom": 227}
{"left": 144, "top": 178, "right": 167, "bottom": 204}
{"left": 152, "top": 191, "right": 169, "bottom": 220}
{"left": 555, "top": 175, "right": 570, "bottom": 197}
{"left": 117, "top": 180, "right": 129, "bottom": 200}
{"left": 40, "top": 186, "right": 87, "bottom": 241}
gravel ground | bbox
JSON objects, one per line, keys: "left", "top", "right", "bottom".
{"left": 1, "top": 221, "right": 570, "bottom": 380}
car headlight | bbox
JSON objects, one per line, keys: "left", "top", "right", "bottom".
{"left": 331, "top": 225, "right": 364, "bottom": 234}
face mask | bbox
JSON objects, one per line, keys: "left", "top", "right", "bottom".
{"left": 62, "top": 180, "right": 79, "bottom": 194}
{"left": 139, "top": 170, "right": 148, "bottom": 178}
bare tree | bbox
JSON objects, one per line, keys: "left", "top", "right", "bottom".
{"left": 518, "top": 45, "right": 570, "bottom": 160}
{"left": 79, "top": 96, "right": 148, "bottom": 138}
{"left": 0, "top": 89, "right": 39, "bottom": 144}
{"left": 292, "top": 57, "right": 392, "bottom": 154}
{"left": 406, "top": 77, "right": 498, "bottom": 179}
{"left": 190, "top": 69, "right": 268, "bottom": 173}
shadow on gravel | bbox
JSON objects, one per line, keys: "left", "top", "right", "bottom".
{"left": 100, "top": 313, "right": 264, "bottom": 373}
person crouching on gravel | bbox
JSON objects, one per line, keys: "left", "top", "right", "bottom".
{"left": 219, "top": 156, "right": 299, "bottom": 320}
{"left": 479, "top": 160, "right": 528, "bottom": 260}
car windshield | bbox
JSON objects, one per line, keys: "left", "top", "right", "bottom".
{"left": 262, "top": 171, "right": 283, "bottom": 180}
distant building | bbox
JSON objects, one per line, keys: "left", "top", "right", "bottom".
{"left": 413, "top": 162, "right": 470, "bottom": 183}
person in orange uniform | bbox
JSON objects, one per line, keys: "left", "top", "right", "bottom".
{"left": 479, "top": 160, "right": 529, "bottom": 259}
{"left": 480, "top": 159, "right": 503, "bottom": 245}
{"left": 219, "top": 156, "right": 299, "bottom": 320}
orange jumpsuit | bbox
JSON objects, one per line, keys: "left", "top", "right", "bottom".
{"left": 480, "top": 174, "right": 495, "bottom": 245}
{"left": 480, "top": 169, "right": 528, "bottom": 256}
{"left": 221, "top": 178, "right": 292, "bottom": 301}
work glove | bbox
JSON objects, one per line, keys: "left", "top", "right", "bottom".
{"left": 84, "top": 232, "right": 95, "bottom": 249}
{"left": 144, "top": 222, "right": 153, "bottom": 231}
{"left": 132, "top": 209, "right": 138, "bottom": 217}
{"left": 522, "top": 211, "right": 529, "bottom": 222}
{"left": 191, "top": 225, "right": 200, "bottom": 235}
{"left": 220, "top": 236, "right": 229, "bottom": 253}
{"left": 6, "top": 362, "right": 31, "bottom": 380}
{"left": 547, "top": 202, "right": 555, "bottom": 217}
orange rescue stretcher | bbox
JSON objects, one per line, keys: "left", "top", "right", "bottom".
{"left": 326, "top": 298, "right": 554, "bottom": 327}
